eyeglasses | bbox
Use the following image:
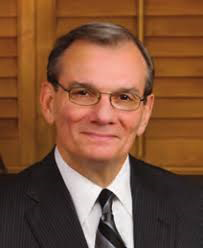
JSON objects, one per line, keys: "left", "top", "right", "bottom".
{"left": 54, "top": 80, "right": 146, "bottom": 111}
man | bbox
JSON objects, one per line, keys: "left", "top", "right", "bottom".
{"left": 0, "top": 23, "right": 201, "bottom": 248}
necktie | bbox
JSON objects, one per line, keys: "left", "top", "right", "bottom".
{"left": 95, "top": 189, "right": 126, "bottom": 248}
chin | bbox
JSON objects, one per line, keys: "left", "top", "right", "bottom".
{"left": 85, "top": 154, "right": 114, "bottom": 161}
{"left": 82, "top": 149, "right": 123, "bottom": 163}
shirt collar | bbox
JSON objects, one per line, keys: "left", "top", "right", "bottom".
{"left": 107, "top": 158, "right": 132, "bottom": 216}
{"left": 55, "top": 147, "right": 132, "bottom": 225}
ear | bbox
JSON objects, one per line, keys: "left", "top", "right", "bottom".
{"left": 40, "top": 81, "right": 56, "bottom": 124}
{"left": 137, "top": 94, "right": 154, "bottom": 136}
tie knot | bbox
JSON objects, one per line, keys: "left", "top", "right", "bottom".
{"left": 98, "top": 189, "right": 114, "bottom": 209}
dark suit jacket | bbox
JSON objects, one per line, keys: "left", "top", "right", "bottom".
{"left": 0, "top": 150, "right": 201, "bottom": 248}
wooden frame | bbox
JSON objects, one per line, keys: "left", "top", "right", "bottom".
{"left": 17, "top": 0, "right": 36, "bottom": 171}
{"left": 35, "top": 0, "right": 56, "bottom": 160}
{"left": 135, "top": 0, "right": 145, "bottom": 158}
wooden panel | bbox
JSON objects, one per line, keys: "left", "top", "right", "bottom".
{"left": 146, "top": 119, "right": 203, "bottom": 138}
{"left": 166, "top": 167, "right": 203, "bottom": 175}
{"left": 145, "top": 138, "right": 203, "bottom": 167}
{"left": 18, "top": 0, "right": 37, "bottom": 167}
{"left": 145, "top": 0, "right": 203, "bottom": 16}
{"left": 145, "top": 16, "right": 203, "bottom": 37}
{"left": 36, "top": 0, "right": 55, "bottom": 160}
{"left": 143, "top": 2, "right": 203, "bottom": 176}
{"left": 57, "top": 0, "right": 136, "bottom": 17}
{"left": 0, "top": 18, "right": 17, "bottom": 37}
{"left": 0, "top": 78, "right": 17, "bottom": 97}
{"left": 0, "top": 0, "right": 17, "bottom": 17}
{"left": 0, "top": 58, "right": 17, "bottom": 77}
{"left": 146, "top": 37, "right": 203, "bottom": 57}
{"left": 0, "top": 99, "right": 18, "bottom": 118}
{"left": 0, "top": 38, "right": 17, "bottom": 57}
{"left": 153, "top": 78, "right": 203, "bottom": 97}
{"left": 152, "top": 98, "right": 203, "bottom": 118}
{"left": 57, "top": 17, "right": 137, "bottom": 37}
{"left": 0, "top": 119, "right": 18, "bottom": 138}
{"left": 154, "top": 58, "right": 203, "bottom": 77}
{"left": 0, "top": 139, "right": 20, "bottom": 170}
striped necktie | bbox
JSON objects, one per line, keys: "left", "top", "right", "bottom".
{"left": 95, "top": 189, "right": 126, "bottom": 248}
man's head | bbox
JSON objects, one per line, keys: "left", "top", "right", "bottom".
{"left": 47, "top": 22, "right": 154, "bottom": 98}
{"left": 40, "top": 22, "right": 154, "bottom": 170}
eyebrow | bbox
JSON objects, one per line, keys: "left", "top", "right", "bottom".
{"left": 67, "top": 81, "right": 94, "bottom": 89}
{"left": 114, "top": 87, "right": 141, "bottom": 95}
{"left": 67, "top": 81, "right": 141, "bottom": 95}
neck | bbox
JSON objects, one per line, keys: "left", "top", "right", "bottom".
{"left": 57, "top": 148, "right": 127, "bottom": 187}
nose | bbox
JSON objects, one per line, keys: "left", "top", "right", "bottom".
{"left": 90, "top": 94, "right": 116, "bottom": 125}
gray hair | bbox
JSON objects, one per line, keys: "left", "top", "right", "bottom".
{"left": 47, "top": 22, "right": 154, "bottom": 97}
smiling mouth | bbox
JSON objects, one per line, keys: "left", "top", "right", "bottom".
{"left": 81, "top": 132, "right": 118, "bottom": 141}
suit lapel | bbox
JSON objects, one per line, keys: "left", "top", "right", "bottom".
{"left": 25, "top": 151, "right": 88, "bottom": 248}
{"left": 130, "top": 157, "right": 176, "bottom": 248}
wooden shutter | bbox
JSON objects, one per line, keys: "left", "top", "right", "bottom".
{"left": 143, "top": 0, "right": 203, "bottom": 174}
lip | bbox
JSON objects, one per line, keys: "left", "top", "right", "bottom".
{"left": 81, "top": 131, "right": 118, "bottom": 141}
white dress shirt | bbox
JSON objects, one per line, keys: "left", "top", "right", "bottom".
{"left": 55, "top": 147, "right": 134, "bottom": 248}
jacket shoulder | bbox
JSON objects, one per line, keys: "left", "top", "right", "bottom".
{"left": 129, "top": 155, "right": 200, "bottom": 205}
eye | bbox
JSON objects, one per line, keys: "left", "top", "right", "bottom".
{"left": 71, "top": 87, "right": 91, "bottom": 96}
{"left": 118, "top": 93, "right": 134, "bottom": 101}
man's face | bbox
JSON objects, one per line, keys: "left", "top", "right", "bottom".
{"left": 41, "top": 40, "right": 154, "bottom": 165}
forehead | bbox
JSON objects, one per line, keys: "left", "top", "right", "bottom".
{"left": 58, "top": 40, "right": 147, "bottom": 93}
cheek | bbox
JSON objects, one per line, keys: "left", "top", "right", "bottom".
{"left": 55, "top": 103, "right": 90, "bottom": 131}
{"left": 118, "top": 111, "right": 146, "bottom": 145}
{"left": 120, "top": 111, "right": 143, "bottom": 135}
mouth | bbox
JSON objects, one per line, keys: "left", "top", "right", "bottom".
{"left": 81, "top": 132, "right": 118, "bottom": 141}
